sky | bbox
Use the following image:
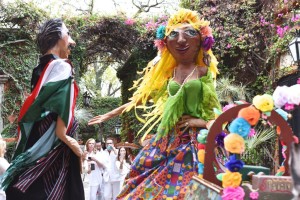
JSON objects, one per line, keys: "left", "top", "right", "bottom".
{"left": 5, "top": 0, "right": 180, "bottom": 18}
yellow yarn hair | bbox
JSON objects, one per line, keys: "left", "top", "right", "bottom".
{"left": 125, "top": 9, "right": 219, "bottom": 140}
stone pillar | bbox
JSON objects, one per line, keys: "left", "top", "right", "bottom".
{"left": 0, "top": 75, "right": 9, "bottom": 134}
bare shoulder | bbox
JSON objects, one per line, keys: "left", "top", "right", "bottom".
{"left": 197, "top": 66, "right": 208, "bottom": 78}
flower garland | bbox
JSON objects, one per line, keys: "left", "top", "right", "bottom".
{"left": 196, "top": 90, "right": 300, "bottom": 200}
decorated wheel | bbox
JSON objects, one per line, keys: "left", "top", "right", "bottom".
{"left": 202, "top": 103, "right": 294, "bottom": 187}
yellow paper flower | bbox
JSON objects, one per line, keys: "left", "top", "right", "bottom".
{"left": 198, "top": 149, "right": 205, "bottom": 163}
{"left": 252, "top": 94, "right": 274, "bottom": 112}
{"left": 224, "top": 133, "right": 245, "bottom": 154}
{"left": 222, "top": 170, "right": 242, "bottom": 188}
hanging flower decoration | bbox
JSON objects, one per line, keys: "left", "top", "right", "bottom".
{"left": 215, "top": 91, "right": 299, "bottom": 199}
{"left": 222, "top": 186, "right": 245, "bottom": 200}
{"left": 228, "top": 118, "right": 251, "bottom": 138}
{"left": 252, "top": 94, "right": 274, "bottom": 115}
{"left": 273, "top": 84, "right": 300, "bottom": 111}
{"left": 197, "top": 88, "right": 299, "bottom": 199}
{"left": 215, "top": 131, "right": 226, "bottom": 148}
{"left": 249, "top": 191, "right": 259, "bottom": 200}
{"left": 225, "top": 154, "right": 244, "bottom": 172}
{"left": 196, "top": 129, "right": 209, "bottom": 178}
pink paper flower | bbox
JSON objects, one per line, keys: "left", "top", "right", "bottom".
{"left": 222, "top": 186, "right": 245, "bottom": 200}
{"left": 200, "top": 26, "right": 213, "bottom": 37}
{"left": 154, "top": 39, "right": 165, "bottom": 51}
{"left": 248, "top": 128, "right": 256, "bottom": 137}
{"left": 222, "top": 104, "right": 236, "bottom": 112}
{"left": 284, "top": 103, "right": 294, "bottom": 111}
{"left": 250, "top": 191, "right": 259, "bottom": 199}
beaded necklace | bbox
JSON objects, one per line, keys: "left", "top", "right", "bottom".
{"left": 167, "top": 66, "right": 197, "bottom": 97}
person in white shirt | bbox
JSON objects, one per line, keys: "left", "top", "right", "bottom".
{"left": 83, "top": 138, "right": 106, "bottom": 200}
{"left": 102, "top": 138, "right": 120, "bottom": 200}
{"left": 115, "top": 147, "right": 131, "bottom": 191}
{"left": 0, "top": 139, "right": 9, "bottom": 200}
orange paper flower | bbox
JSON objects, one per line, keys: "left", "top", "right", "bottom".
{"left": 198, "top": 149, "right": 205, "bottom": 164}
{"left": 224, "top": 133, "right": 245, "bottom": 154}
{"left": 238, "top": 105, "right": 260, "bottom": 126}
{"left": 222, "top": 170, "right": 242, "bottom": 188}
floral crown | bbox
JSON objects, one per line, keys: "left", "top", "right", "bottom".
{"left": 154, "top": 9, "right": 215, "bottom": 52}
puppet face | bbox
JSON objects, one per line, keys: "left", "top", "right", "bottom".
{"left": 166, "top": 24, "right": 201, "bottom": 64}
{"left": 57, "top": 23, "right": 76, "bottom": 59}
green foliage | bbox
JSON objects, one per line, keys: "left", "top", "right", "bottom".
{"left": 242, "top": 126, "right": 277, "bottom": 170}
{"left": 78, "top": 97, "right": 121, "bottom": 142}
{"left": 0, "top": 1, "right": 47, "bottom": 138}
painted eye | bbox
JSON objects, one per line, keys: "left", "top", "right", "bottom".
{"left": 168, "top": 31, "right": 179, "bottom": 38}
{"left": 185, "top": 29, "right": 198, "bottom": 37}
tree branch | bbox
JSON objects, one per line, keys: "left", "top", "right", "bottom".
{"left": 0, "top": 39, "right": 27, "bottom": 48}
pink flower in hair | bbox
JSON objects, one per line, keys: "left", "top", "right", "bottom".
{"left": 154, "top": 39, "right": 165, "bottom": 51}
{"left": 200, "top": 26, "right": 212, "bottom": 37}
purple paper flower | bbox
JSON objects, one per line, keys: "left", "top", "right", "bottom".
{"left": 229, "top": 117, "right": 251, "bottom": 138}
{"left": 225, "top": 154, "right": 244, "bottom": 172}
{"left": 202, "top": 36, "right": 215, "bottom": 51}
{"left": 215, "top": 132, "right": 226, "bottom": 147}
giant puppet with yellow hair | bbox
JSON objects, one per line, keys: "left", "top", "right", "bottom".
{"left": 88, "top": 8, "right": 221, "bottom": 200}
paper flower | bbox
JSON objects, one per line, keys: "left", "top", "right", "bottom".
{"left": 154, "top": 39, "right": 165, "bottom": 51}
{"left": 248, "top": 128, "right": 256, "bottom": 137}
{"left": 222, "top": 186, "right": 245, "bottom": 200}
{"left": 250, "top": 191, "right": 259, "bottom": 199}
{"left": 273, "top": 86, "right": 289, "bottom": 108}
{"left": 222, "top": 104, "right": 236, "bottom": 112}
{"left": 229, "top": 118, "right": 251, "bottom": 138}
{"left": 224, "top": 133, "right": 245, "bottom": 154}
{"left": 200, "top": 26, "right": 212, "bottom": 37}
{"left": 238, "top": 106, "right": 260, "bottom": 126}
{"left": 198, "top": 149, "right": 205, "bottom": 163}
{"left": 197, "top": 143, "right": 206, "bottom": 149}
{"left": 253, "top": 94, "right": 274, "bottom": 112}
{"left": 222, "top": 170, "right": 242, "bottom": 188}
{"left": 156, "top": 25, "right": 166, "bottom": 39}
{"left": 202, "top": 36, "right": 215, "bottom": 51}
{"left": 275, "top": 108, "right": 288, "bottom": 121}
{"left": 284, "top": 103, "right": 294, "bottom": 111}
{"left": 198, "top": 162, "right": 204, "bottom": 174}
{"left": 197, "top": 129, "right": 208, "bottom": 144}
{"left": 225, "top": 154, "right": 244, "bottom": 172}
{"left": 288, "top": 84, "right": 300, "bottom": 105}
{"left": 215, "top": 132, "right": 226, "bottom": 148}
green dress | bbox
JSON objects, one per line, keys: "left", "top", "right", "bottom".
{"left": 117, "top": 70, "right": 220, "bottom": 200}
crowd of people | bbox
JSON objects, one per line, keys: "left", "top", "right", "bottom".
{"left": 82, "top": 138, "right": 132, "bottom": 200}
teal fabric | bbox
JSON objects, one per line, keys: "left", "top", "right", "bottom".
{"left": 1, "top": 122, "right": 60, "bottom": 190}
{"left": 156, "top": 70, "right": 220, "bottom": 139}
